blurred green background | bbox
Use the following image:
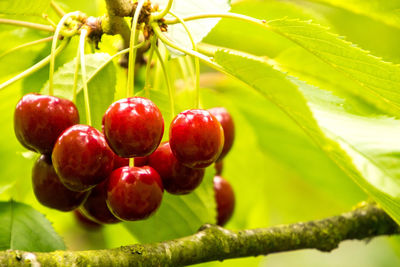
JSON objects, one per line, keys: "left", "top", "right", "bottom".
{"left": 1, "top": 0, "right": 400, "bottom": 266}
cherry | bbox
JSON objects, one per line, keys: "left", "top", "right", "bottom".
{"left": 208, "top": 107, "right": 235, "bottom": 161}
{"left": 32, "top": 154, "right": 89, "bottom": 211}
{"left": 213, "top": 176, "right": 235, "bottom": 226}
{"left": 215, "top": 160, "right": 223, "bottom": 176}
{"left": 106, "top": 166, "right": 163, "bottom": 221}
{"left": 52, "top": 124, "right": 114, "bottom": 192}
{"left": 169, "top": 109, "right": 224, "bottom": 168}
{"left": 103, "top": 97, "right": 164, "bottom": 158}
{"left": 149, "top": 142, "right": 205, "bottom": 194}
{"left": 14, "top": 93, "right": 79, "bottom": 154}
{"left": 80, "top": 180, "right": 120, "bottom": 224}
{"left": 113, "top": 154, "right": 148, "bottom": 169}
{"left": 74, "top": 210, "right": 102, "bottom": 230}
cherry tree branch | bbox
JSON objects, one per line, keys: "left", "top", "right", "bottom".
{"left": 1, "top": 203, "right": 398, "bottom": 266}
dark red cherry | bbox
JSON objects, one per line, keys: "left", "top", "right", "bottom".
{"left": 106, "top": 166, "right": 163, "bottom": 221}
{"left": 52, "top": 124, "right": 114, "bottom": 192}
{"left": 74, "top": 209, "right": 102, "bottom": 230}
{"left": 103, "top": 97, "right": 164, "bottom": 158}
{"left": 213, "top": 176, "right": 235, "bottom": 226}
{"left": 113, "top": 155, "right": 148, "bottom": 169}
{"left": 32, "top": 154, "right": 89, "bottom": 211}
{"left": 80, "top": 180, "right": 120, "bottom": 224}
{"left": 169, "top": 109, "right": 224, "bottom": 168}
{"left": 149, "top": 142, "right": 204, "bottom": 194}
{"left": 208, "top": 107, "right": 234, "bottom": 161}
{"left": 215, "top": 160, "right": 223, "bottom": 176}
{"left": 14, "top": 93, "right": 79, "bottom": 154}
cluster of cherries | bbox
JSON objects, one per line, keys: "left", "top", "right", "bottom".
{"left": 14, "top": 93, "right": 235, "bottom": 227}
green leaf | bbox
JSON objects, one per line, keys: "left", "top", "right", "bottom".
{"left": 41, "top": 53, "right": 116, "bottom": 130}
{"left": 124, "top": 167, "right": 216, "bottom": 243}
{"left": 0, "top": 0, "right": 50, "bottom": 15}
{"left": 155, "top": 0, "right": 230, "bottom": 55}
{"left": 302, "top": 0, "right": 400, "bottom": 30}
{"left": 0, "top": 200, "right": 65, "bottom": 251}
{"left": 215, "top": 50, "right": 400, "bottom": 224}
{"left": 267, "top": 19, "right": 400, "bottom": 117}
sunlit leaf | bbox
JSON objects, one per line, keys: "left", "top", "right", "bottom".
{"left": 0, "top": 0, "right": 50, "bottom": 15}
{"left": 0, "top": 200, "right": 65, "bottom": 251}
{"left": 215, "top": 50, "right": 400, "bottom": 224}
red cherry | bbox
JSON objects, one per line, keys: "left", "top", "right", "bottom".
{"left": 169, "top": 109, "right": 224, "bottom": 168}
{"left": 106, "top": 166, "right": 163, "bottom": 221}
{"left": 103, "top": 97, "right": 164, "bottom": 157}
{"left": 52, "top": 124, "right": 114, "bottom": 192}
{"left": 32, "top": 155, "right": 89, "bottom": 211}
{"left": 213, "top": 176, "right": 235, "bottom": 226}
{"left": 14, "top": 93, "right": 79, "bottom": 154}
{"left": 74, "top": 210, "right": 102, "bottom": 230}
{"left": 80, "top": 180, "right": 120, "bottom": 224}
{"left": 208, "top": 107, "right": 234, "bottom": 161}
{"left": 149, "top": 142, "right": 204, "bottom": 194}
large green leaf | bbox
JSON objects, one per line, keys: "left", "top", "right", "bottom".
{"left": 41, "top": 53, "right": 116, "bottom": 130}
{"left": 0, "top": 200, "right": 65, "bottom": 251}
{"left": 124, "top": 167, "right": 216, "bottom": 243}
{"left": 302, "top": 0, "right": 400, "bottom": 30}
{"left": 154, "top": 0, "right": 230, "bottom": 55}
{"left": 215, "top": 50, "right": 400, "bottom": 224}
{"left": 0, "top": 0, "right": 50, "bottom": 15}
{"left": 267, "top": 19, "right": 400, "bottom": 117}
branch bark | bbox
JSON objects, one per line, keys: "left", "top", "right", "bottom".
{"left": 1, "top": 203, "right": 399, "bottom": 266}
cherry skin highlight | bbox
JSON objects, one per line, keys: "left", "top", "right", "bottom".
{"left": 106, "top": 166, "right": 163, "bottom": 221}
{"left": 32, "top": 154, "right": 89, "bottom": 211}
{"left": 213, "top": 176, "right": 235, "bottom": 226}
{"left": 14, "top": 93, "right": 79, "bottom": 154}
{"left": 149, "top": 142, "right": 204, "bottom": 194}
{"left": 103, "top": 97, "right": 164, "bottom": 158}
{"left": 52, "top": 124, "right": 114, "bottom": 192}
{"left": 80, "top": 180, "right": 120, "bottom": 224}
{"left": 208, "top": 107, "right": 235, "bottom": 161}
{"left": 169, "top": 109, "right": 224, "bottom": 168}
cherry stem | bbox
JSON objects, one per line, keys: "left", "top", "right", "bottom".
{"left": 151, "top": 23, "right": 228, "bottom": 76}
{"left": 168, "top": 11, "right": 201, "bottom": 108}
{"left": 144, "top": 38, "right": 156, "bottom": 98}
{"left": 49, "top": 11, "right": 80, "bottom": 96}
{"left": 72, "top": 39, "right": 81, "bottom": 104}
{"left": 0, "top": 36, "right": 53, "bottom": 59}
{"left": 42, "top": 13, "right": 57, "bottom": 28}
{"left": 0, "top": 39, "right": 69, "bottom": 91}
{"left": 154, "top": 45, "right": 175, "bottom": 118}
{"left": 50, "top": 1, "right": 66, "bottom": 17}
{"left": 0, "top": 18, "right": 54, "bottom": 32}
{"left": 129, "top": 158, "right": 134, "bottom": 168}
{"left": 163, "top": 12, "right": 266, "bottom": 28}
{"left": 151, "top": 0, "right": 173, "bottom": 21}
{"left": 79, "top": 28, "right": 92, "bottom": 126}
{"left": 127, "top": 0, "right": 145, "bottom": 98}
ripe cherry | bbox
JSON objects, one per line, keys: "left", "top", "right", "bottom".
{"left": 80, "top": 180, "right": 120, "bottom": 224}
{"left": 169, "top": 109, "right": 224, "bottom": 168}
{"left": 149, "top": 142, "right": 205, "bottom": 194}
{"left": 32, "top": 155, "right": 89, "bottom": 211}
{"left": 213, "top": 176, "right": 235, "bottom": 226}
{"left": 208, "top": 107, "right": 235, "bottom": 161}
{"left": 106, "top": 166, "right": 163, "bottom": 221}
{"left": 14, "top": 93, "right": 79, "bottom": 154}
{"left": 103, "top": 97, "right": 164, "bottom": 158}
{"left": 74, "top": 210, "right": 102, "bottom": 230}
{"left": 52, "top": 124, "right": 114, "bottom": 192}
